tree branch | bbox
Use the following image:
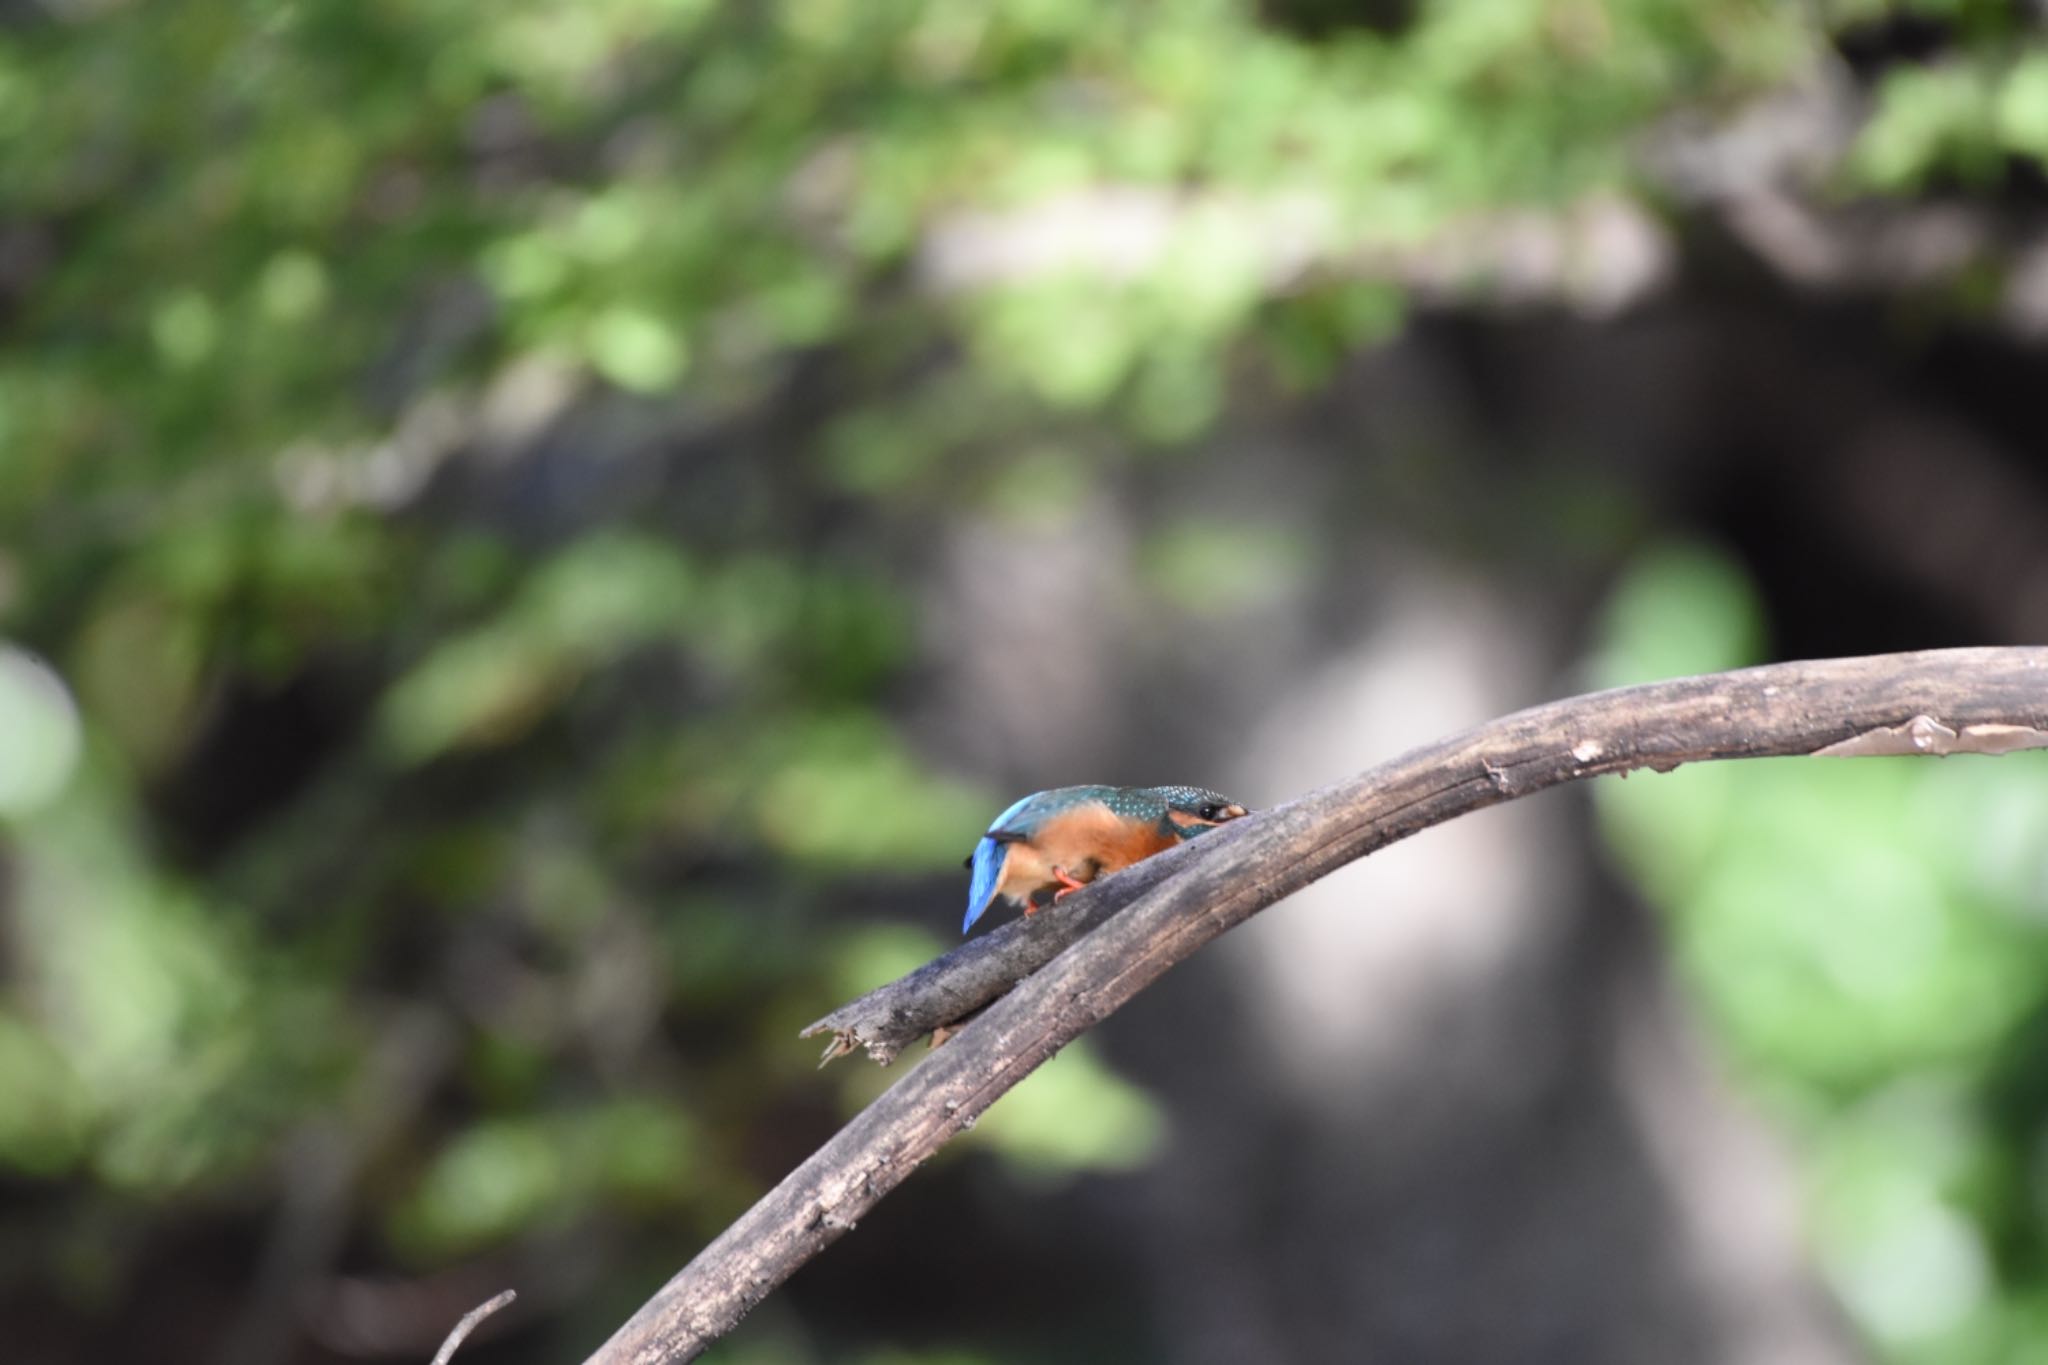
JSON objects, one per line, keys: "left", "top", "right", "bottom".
{"left": 801, "top": 871, "right": 1136, "bottom": 1066}
{"left": 584, "top": 647, "right": 2048, "bottom": 1365}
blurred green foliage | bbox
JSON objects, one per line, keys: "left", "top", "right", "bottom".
{"left": 3, "top": 0, "right": 1816, "bottom": 536}
{"left": 1592, "top": 545, "right": 2048, "bottom": 1365}
{"left": 3, "top": 0, "right": 2048, "bottom": 1359}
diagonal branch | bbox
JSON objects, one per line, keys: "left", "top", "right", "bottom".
{"left": 432, "top": 1289, "right": 516, "bottom": 1365}
{"left": 585, "top": 647, "right": 2048, "bottom": 1365}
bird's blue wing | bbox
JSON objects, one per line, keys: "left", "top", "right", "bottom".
{"left": 962, "top": 835, "right": 1011, "bottom": 933}
{"left": 984, "top": 791, "right": 1040, "bottom": 837}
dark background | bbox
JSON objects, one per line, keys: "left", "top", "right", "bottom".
{"left": 5, "top": 3, "right": 2048, "bottom": 1362}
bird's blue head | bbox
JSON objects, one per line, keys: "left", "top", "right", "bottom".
{"left": 1146, "top": 785, "right": 1250, "bottom": 835}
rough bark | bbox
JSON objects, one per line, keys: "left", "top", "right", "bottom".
{"left": 584, "top": 647, "right": 2048, "bottom": 1365}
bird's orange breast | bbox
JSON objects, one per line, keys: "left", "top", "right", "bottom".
{"left": 1010, "top": 803, "right": 1177, "bottom": 889}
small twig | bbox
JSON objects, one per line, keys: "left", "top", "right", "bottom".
{"left": 431, "top": 1289, "right": 516, "bottom": 1365}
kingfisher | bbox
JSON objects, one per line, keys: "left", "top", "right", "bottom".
{"left": 960, "top": 784, "right": 1251, "bottom": 933}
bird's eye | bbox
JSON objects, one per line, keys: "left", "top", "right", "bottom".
{"left": 1200, "top": 803, "right": 1228, "bottom": 820}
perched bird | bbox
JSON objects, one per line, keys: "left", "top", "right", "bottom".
{"left": 961, "top": 784, "right": 1250, "bottom": 933}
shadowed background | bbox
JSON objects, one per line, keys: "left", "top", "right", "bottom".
{"left": 6, "top": 2, "right": 2048, "bottom": 1363}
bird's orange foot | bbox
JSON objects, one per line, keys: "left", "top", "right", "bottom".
{"left": 1050, "top": 865, "right": 1089, "bottom": 902}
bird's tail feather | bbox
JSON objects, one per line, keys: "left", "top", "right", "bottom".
{"left": 963, "top": 837, "right": 1009, "bottom": 933}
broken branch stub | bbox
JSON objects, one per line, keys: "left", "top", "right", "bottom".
{"left": 802, "top": 851, "right": 1187, "bottom": 1065}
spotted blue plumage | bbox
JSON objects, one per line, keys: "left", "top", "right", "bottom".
{"left": 963, "top": 792, "right": 1036, "bottom": 933}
